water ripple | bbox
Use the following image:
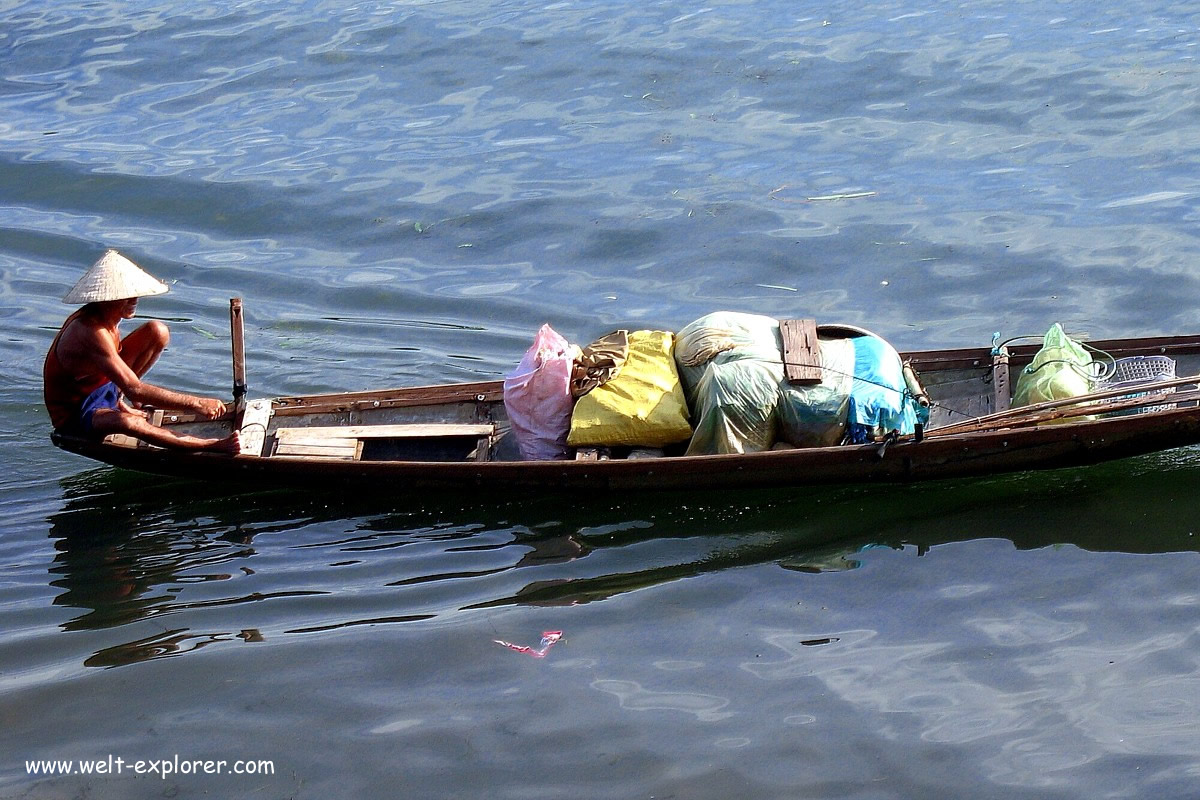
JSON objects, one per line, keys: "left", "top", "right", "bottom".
{"left": 7, "top": 0, "right": 1200, "bottom": 796}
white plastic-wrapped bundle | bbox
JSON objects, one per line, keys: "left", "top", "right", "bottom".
{"left": 675, "top": 312, "right": 854, "bottom": 454}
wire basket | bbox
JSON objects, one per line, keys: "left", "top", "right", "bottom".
{"left": 1095, "top": 355, "right": 1177, "bottom": 414}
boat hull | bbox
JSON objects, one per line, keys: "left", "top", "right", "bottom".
{"left": 48, "top": 332, "right": 1200, "bottom": 494}
{"left": 50, "top": 405, "right": 1200, "bottom": 493}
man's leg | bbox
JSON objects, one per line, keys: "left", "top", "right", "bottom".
{"left": 91, "top": 407, "right": 241, "bottom": 454}
{"left": 119, "top": 320, "right": 169, "bottom": 377}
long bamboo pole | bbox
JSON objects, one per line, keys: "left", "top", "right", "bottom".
{"left": 927, "top": 376, "right": 1200, "bottom": 437}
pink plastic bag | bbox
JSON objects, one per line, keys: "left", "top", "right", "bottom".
{"left": 503, "top": 324, "right": 576, "bottom": 460}
{"left": 494, "top": 630, "right": 563, "bottom": 658}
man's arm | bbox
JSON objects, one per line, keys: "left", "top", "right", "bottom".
{"left": 77, "top": 324, "right": 227, "bottom": 419}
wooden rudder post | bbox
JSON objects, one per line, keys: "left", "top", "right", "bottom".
{"left": 230, "top": 298, "right": 247, "bottom": 419}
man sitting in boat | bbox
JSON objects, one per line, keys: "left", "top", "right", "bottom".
{"left": 43, "top": 250, "right": 240, "bottom": 454}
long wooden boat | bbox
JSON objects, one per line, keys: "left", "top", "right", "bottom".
{"left": 49, "top": 324, "right": 1200, "bottom": 494}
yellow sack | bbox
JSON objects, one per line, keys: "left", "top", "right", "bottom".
{"left": 567, "top": 330, "right": 692, "bottom": 447}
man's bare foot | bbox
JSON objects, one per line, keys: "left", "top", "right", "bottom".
{"left": 200, "top": 431, "right": 241, "bottom": 455}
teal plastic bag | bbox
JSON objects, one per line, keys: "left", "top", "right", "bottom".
{"left": 845, "top": 334, "right": 923, "bottom": 438}
{"left": 1012, "top": 324, "right": 1094, "bottom": 408}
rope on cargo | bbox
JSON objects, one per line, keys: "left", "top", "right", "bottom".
{"left": 991, "top": 333, "right": 1118, "bottom": 382}
{"left": 775, "top": 358, "right": 981, "bottom": 423}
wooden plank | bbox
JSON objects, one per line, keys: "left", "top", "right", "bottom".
{"left": 274, "top": 423, "right": 494, "bottom": 442}
{"left": 966, "top": 393, "right": 993, "bottom": 419}
{"left": 779, "top": 318, "right": 822, "bottom": 385}
{"left": 991, "top": 347, "right": 1011, "bottom": 413}
{"left": 238, "top": 398, "right": 272, "bottom": 457}
{"left": 274, "top": 437, "right": 362, "bottom": 460}
{"left": 272, "top": 381, "right": 505, "bottom": 414}
{"left": 103, "top": 433, "right": 142, "bottom": 448}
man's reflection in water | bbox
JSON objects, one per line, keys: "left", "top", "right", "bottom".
{"left": 47, "top": 471, "right": 260, "bottom": 665}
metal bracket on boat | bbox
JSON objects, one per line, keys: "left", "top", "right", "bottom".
{"left": 876, "top": 430, "right": 899, "bottom": 459}
{"left": 474, "top": 395, "right": 492, "bottom": 423}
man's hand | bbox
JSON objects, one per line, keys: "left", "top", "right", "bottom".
{"left": 193, "top": 397, "right": 228, "bottom": 419}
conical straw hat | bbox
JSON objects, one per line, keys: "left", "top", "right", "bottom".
{"left": 62, "top": 250, "right": 169, "bottom": 304}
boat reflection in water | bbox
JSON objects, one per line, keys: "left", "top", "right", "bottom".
{"left": 47, "top": 445, "right": 1200, "bottom": 668}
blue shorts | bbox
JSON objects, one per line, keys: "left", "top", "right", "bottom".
{"left": 72, "top": 382, "right": 122, "bottom": 436}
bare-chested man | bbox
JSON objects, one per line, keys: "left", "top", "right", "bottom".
{"left": 43, "top": 250, "right": 240, "bottom": 454}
